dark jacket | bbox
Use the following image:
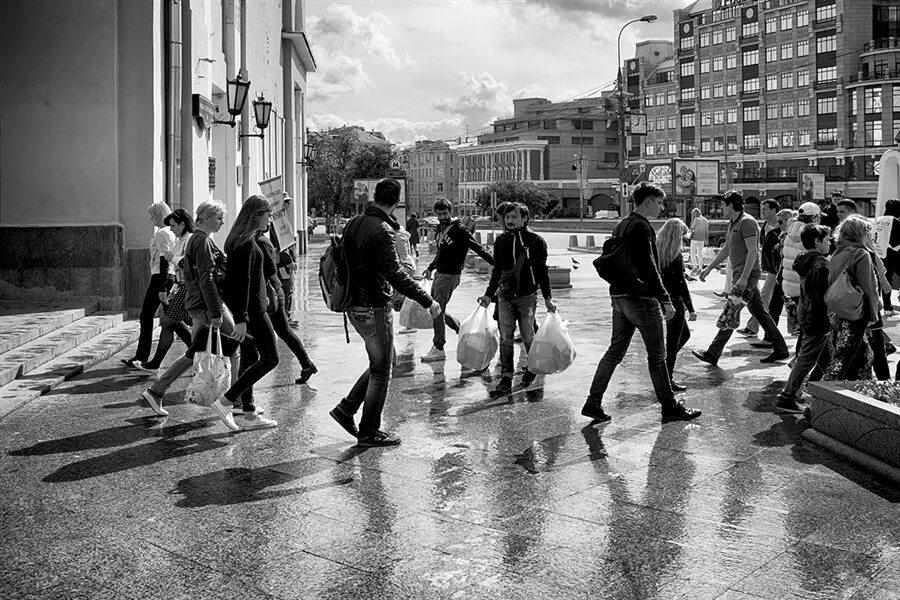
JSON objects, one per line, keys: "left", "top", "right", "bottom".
{"left": 661, "top": 255, "right": 694, "bottom": 313}
{"left": 184, "top": 230, "right": 225, "bottom": 319}
{"left": 406, "top": 216, "right": 420, "bottom": 244}
{"left": 268, "top": 224, "right": 296, "bottom": 275}
{"left": 427, "top": 219, "right": 493, "bottom": 274}
{"left": 224, "top": 235, "right": 267, "bottom": 324}
{"left": 760, "top": 222, "right": 781, "bottom": 274}
{"left": 345, "top": 205, "right": 432, "bottom": 309}
{"left": 608, "top": 212, "right": 670, "bottom": 304}
{"left": 794, "top": 250, "right": 830, "bottom": 335}
{"left": 258, "top": 235, "right": 285, "bottom": 303}
{"left": 484, "top": 227, "right": 551, "bottom": 300}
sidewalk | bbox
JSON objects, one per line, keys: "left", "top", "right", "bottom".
{"left": 1, "top": 241, "right": 899, "bottom": 600}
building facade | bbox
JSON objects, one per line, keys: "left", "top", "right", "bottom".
{"left": 0, "top": 0, "right": 315, "bottom": 309}
{"left": 403, "top": 140, "right": 458, "bottom": 217}
{"left": 632, "top": 0, "right": 900, "bottom": 216}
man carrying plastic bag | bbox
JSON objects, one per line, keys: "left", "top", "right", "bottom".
{"left": 478, "top": 202, "right": 556, "bottom": 393}
{"left": 456, "top": 305, "right": 499, "bottom": 371}
{"left": 527, "top": 311, "right": 576, "bottom": 374}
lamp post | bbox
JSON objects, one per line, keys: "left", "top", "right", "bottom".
{"left": 617, "top": 14, "right": 657, "bottom": 213}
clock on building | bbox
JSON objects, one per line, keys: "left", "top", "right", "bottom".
{"left": 629, "top": 113, "right": 648, "bottom": 135}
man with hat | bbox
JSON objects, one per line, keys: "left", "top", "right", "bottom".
{"left": 270, "top": 192, "right": 299, "bottom": 328}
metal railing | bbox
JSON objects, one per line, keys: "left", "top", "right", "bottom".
{"left": 863, "top": 37, "right": 900, "bottom": 52}
{"left": 849, "top": 69, "right": 900, "bottom": 83}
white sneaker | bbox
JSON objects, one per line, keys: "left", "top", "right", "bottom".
{"left": 232, "top": 406, "right": 266, "bottom": 416}
{"left": 421, "top": 346, "right": 446, "bottom": 362}
{"left": 141, "top": 390, "right": 169, "bottom": 417}
{"left": 133, "top": 361, "right": 158, "bottom": 376}
{"left": 241, "top": 413, "right": 278, "bottom": 430}
{"left": 210, "top": 398, "right": 241, "bottom": 431}
{"left": 398, "top": 327, "right": 416, "bottom": 334}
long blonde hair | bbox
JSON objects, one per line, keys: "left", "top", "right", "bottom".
{"left": 148, "top": 201, "right": 170, "bottom": 225}
{"left": 225, "top": 195, "right": 271, "bottom": 255}
{"left": 657, "top": 218, "right": 688, "bottom": 269}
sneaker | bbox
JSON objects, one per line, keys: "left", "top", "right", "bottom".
{"left": 883, "top": 309, "right": 896, "bottom": 318}
{"left": 120, "top": 358, "right": 138, "bottom": 369}
{"left": 761, "top": 350, "right": 790, "bottom": 363}
{"left": 775, "top": 396, "right": 805, "bottom": 414}
{"left": 736, "top": 327, "right": 758, "bottom": 337}
{"left": 329, "top": 405, "right": 358, "bottom": 438}
{"left": 421, "top": 347, "right": 446, "bottom": 362}
{"left": 357, "top": 430, "right": 401, "bottom": 447}
{"left": 691, "top": 350, "right": 718, "bottom": 366}
{"left": 581, "top": 401, "right": 611, "bottom": 422}
{"left": 133, "top": 361, "right": 159, "bottom": 375}
{"left": 398, "top": 327, "right": 416, "bottom": 334}
{"left": 750, "top": 340, "right": 774, "bottom": 348}
{"left": 521, "top": 369, "right": 537, "bottom": 385}
{"left": 496, "top": 376, "right": 513, "bottom": 393}
{"left": 713, "top": 291, "right": 728, "bottom": 298}
{"left": 140, "top": 389, "right": 169, "bottom": 417}
{"left": 210, "top": 398, "right": 241, "bottom": 431}
{"left": 240, "top": 412, "right": 278, "bottom": 430}
{"left": 662, "top": 402, "right": 702, "bottom": 422}
{"left": 289, "top": 320, "right": 300, "bottom": 329}
{"left": 295, "top": 365, "right": 318, "bottom": 384}
{"left": 232, "top": 406, "right": 266, "bottom": 416}
{"left": 670, "top": 380, "right": 688, "bottom": 392}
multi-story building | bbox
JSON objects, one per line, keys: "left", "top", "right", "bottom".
{"left": 403, "top": 140, "right": 458, "bottom": 217}
{"left": 458, "top": 96, "right": 623, "bottom": 216}
{"left": 632, "top": 0, "right": 900, "bottom": 216}
{"left": 0, "top": 0, "right": 316, "bottom": 309}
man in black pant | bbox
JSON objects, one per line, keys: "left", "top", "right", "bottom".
{"left": 269, "top": 193, "right": 299, "bottom": 328}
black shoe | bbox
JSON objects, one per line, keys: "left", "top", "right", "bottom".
{"left": 581, "top": 401, "right": 611, "bottom": 422}
{"left": 670, "top": 380, "right": 688, "bottom": 392}
{"left": 662, "top": 402, "right": 702, "bottom": 422}
{"left": 713, "top": 291, "right": 728, "bottom": 298}
{"left": 761, "top": 350, "right": 790, "bottom": 363}
{"left": 496, "top": 376, "right": 513, "bottom": 393}
{"left": 775, "top": 396, "right": 805, "bottom": 414}
{"left": 736, "top": 328, "right": 757, "bottom": 337}
{"left": 357, "top": 430, "right": 401, "bottom": 447}
{"left": 296, "top": 365, "right": 318, "bottom": 384}
{"left": 749, "top": 340, "right": 774, "bottom": 348}
{"left": 121, "top": 358, "right": 137, "bottom": 369}
{"left": 289, "top": 320, "right": 300, "bottom": 329}
{"left": 691, "top": 350, "right": 718, "bottom": 366}
{"left": 521, "top": 369, "right": 537, "bottom": 385}
{"left": 329, "top": 405, "right": 358, "bottom": 438}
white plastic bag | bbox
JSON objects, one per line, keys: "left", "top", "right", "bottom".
{"left": 527, "top": 311, "right": 576, "bottom": 374}
{"left": 184, "top": 327, "right": 231, "bottom": 406}
{"left": 399, "top": 297, "right": 434, "bottom": 329}
{"left": 456, "top": 305, "right": 499, "bottom": 371}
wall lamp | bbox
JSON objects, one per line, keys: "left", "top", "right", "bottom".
{"left": 240, "top": 95, "right": 273, "bottom": 139}
{"left": 297, "top": 130, "right": 319, "bottom": 166}
{"left": 213, "top": 74, "right": 251, "bottom": 127}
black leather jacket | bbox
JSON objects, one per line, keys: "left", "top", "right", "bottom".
{"left": 344, "top": 205, "right": 432, "bottom": 309}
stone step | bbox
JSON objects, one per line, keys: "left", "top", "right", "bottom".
{"left": 0, "top": 319, "right": 142, "bottom": 419}
{"left": 0, "top": 313, "right": 125, "bottom": 387}
{"left": 0, "top": 302, "right": 99, "bottom": 354}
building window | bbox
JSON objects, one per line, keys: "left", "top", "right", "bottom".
{"left": 782, "top": 131, "right": 795, "bottom": 147}
{"left": 537, "top": 136, "right": 560, "bottom": 144}
{"left": 713, "top": 84, "right": 724, "bottom": 98}
{"left": 781, "top": 73, "right": 794, "bottom": 88}
{"left": 850, "top": 89, "right": 858, "bottom": 116}
{"left": 667, "top": 91, "right": 677, "bottom": 104}
{"left": 572, "top": 136, "right": 594, "bottom": 145}
{"left": 668, "top": 115, "right": 677, "bottom": 129}
{"left": 765, "top": 16, "right": 778, "bottom": 34}
{"left": 714, "top": 137, "right": 724, "bottom": 151}
{"left": 766, "top": 74, "right": 778, "bottom": 91}
{"left": 766, "top": 46, "right": 778, "bottom": 62}
{"left": 866, "top": 87, "right": 883, "bottom": 113}
{"left": 797, "top": 9, "right": 809, "bottom": 27}
{"left": 744, "top": 105, "right": 760, "bottom": 121}
{"left": 701, "top": 111, "right": 712, "bottom": 126}
{"left": 573, "top": 119, "right": 594, "bottom": 130}
{"left": 726, "top": 26, "right": 736, "bottom": 42}
{"left": 544, "top": 120, "right": 557, "bottom": 129}
{"left": 817, "top": 127, "right": 837, "bottom": 144}
{"left": 874, "top": 59, "right": 889, "bottom": 77}
{"left": 767, "top": 104, "right": 779, "bottom": 120}
{"left": 681, "top": 87, "right": 696, "bottom": 101}
{"left": 726, "top": 82, "right": 738, "bottom": 96}
{"left": 782, "top": 101, "right": 794, "bottom": 117}
{"left": 700, "top": 58, "right": 710, "bottom": 73}
{"left": 644, "top": 95, "right": 653, "bottom": 107}
{"left": 781, "top": 43, "right": 793, "bottom": 60}
{"left": 713, "top": 56, "right": 724, "bottom": 71}
{"left": 797, "top": 40, "right": 809, "bottom": 57}
{"left": 798, "top": 99, "right": 810, "bottom": 116}
{"left": 816, "top": 34, "right": 836, "bottom": 54}
{"left": 713, "top": 29, "right": 723, "bottom": 44}
{"left": 780, "top": 13, "right": 793, "bottom": 30}
{"left": 657, "top": 142, "right": 666, "bottom": 155}
{"left": 437, "top": 183, "right": 443, "bottom": 192}
{"left": 742, "top": 21, "right": 759, "bottom": 37}
{"left": 668, "top": 141, "right": 678, "bottom": 154}
{"left": 681, "top": 61, "right": 695, "bottom": 77}
{"left": 744, "top": 134, "right": 761, "bottom": 148}
{"left": 728, "top": 135, "right": 738, "bottom": 150}
{"left": 645, "top": 145, "right": 655, "bottom": 156}
{"left": 743, "top": 49, "right": 759, "bottom": 66}
{"left": 743, "top": 78, "right": 760, "bottom": 93}
{"left": 817, "top": 96, "right": 837, "bottom": 114}
{"left": 767, "top": 132, "right": 779, "bottom": 148}
{"left": 701, "top": 85, "right": 711, "bottom": 100}
{"left": 655, "top": 92, "right": 665, "bottom": 105}
{"left": 866, "top": 120, "right": 883, "bottom": 145}
{"left": 682, "top": 141, "right": 696, "bottom": 154}
{"left": 798, "top": 69, "right": 810, "bottom": 87}
{"left": 656, "top": 116, "right": 666, "bottom": 130}
{"left": 682, "top": 113, "right": 696, "bottom": 127}
{"left": 701, "top": 138, "right": 711, "bottom": 152}
{"left": 726, "top": 54, "right": 737, "bottom": 69}
{"left": 713, "top": 109, "right": 724, "bottom": 124}
{"left": 817, "top": 66, "right": 837, "bottom": 83}
{"left": 700, "top": 32, "right": 710, "bottom": 47}
{"left": 799, "top": 129, "right": 810, "bottom": 145}
{"left": 815, "top": 3, "right": 836, "bottom": 22}
{"left": 849, "top": 122, "right": 859, "bottom": 147}
{"left": 727, "top": 107, "right": 738, "bottom": 123}
{"left": 680, "top": 36, "right": 694, "bottom": 51}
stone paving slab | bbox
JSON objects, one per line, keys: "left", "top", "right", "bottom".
{"left": 0, "top": 312, "right": 124, "bottom": 386}
{"left": 0, "top": 318, "right": 141, "bottom": 419}
{"left": 0, "top": 302, "right": 97, "bottom": 353}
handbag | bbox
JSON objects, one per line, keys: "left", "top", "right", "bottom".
{"left": 716, "top": 296, "right": 744, "bottom": 330}
{"left": 825, "top": 268, "right": 864, "bottom": 320}
{"left": 184, "top": 328, "right": 231, "bottom": 407}
{"left": 163, "top": 283, "right": 191, "bottom": 324}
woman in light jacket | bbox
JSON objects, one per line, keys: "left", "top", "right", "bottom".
{"left": 824, "top": 216, "right": 880, "bottom": 381}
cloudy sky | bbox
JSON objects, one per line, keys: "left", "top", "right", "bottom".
{"left": 305, "top": 0, "right": 684, "bottom": 145}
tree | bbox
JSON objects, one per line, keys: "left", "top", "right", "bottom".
{"left": 474, "top": 180, "right": 552, "bottom": 217}
{"left": 307, "top": 132, "right": 394, "bottom": 216}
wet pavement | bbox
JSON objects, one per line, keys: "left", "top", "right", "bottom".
{"left": 2, "top": 240, "right": 900, "bottom": 600}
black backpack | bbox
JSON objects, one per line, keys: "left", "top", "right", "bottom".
{"left": 318, "top": 217, "right": 358, "bottom": 341}
{"left": 592, "top": 220, "right": 644, "bottom": 294}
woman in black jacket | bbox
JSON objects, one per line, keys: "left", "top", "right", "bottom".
{"left": 220, "top": 195, "right": 280, "bottom": 430}
{"left": 657, "top": 218, "right": 696, "bottom": 391}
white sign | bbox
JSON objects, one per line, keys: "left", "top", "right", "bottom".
{"left": 259, "top": 175, "right": 295, "bottom": 250}
{"left": 873, "top": 215, "right": 894, "bottom": 258}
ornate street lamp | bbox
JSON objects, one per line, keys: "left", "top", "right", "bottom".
{"left": 240, "top": 95, "right": 272, "bottom": 139}
{"left": 214, "top": 74, "right": 251, "bottom": 127}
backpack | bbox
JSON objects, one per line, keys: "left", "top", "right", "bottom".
{"left": 318, "top": 217, "right": 358, "bottom": 341}
{"left": 592, "top": 220, "right": 644, "bottom": 294}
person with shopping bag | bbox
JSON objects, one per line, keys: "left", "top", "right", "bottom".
{"left": 477, "top": 202, "right": 556, "bottom": 394}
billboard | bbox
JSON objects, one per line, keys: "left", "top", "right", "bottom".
{"left": 672, "top": 159, "right": 720, "bottom": 198}
{"left": 798, "top": 172, "right": 826, "bottom": 203}
{"left": 353, "top": 179, "right": 407, "bottom": 205}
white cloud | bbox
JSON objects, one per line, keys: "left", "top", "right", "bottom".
{"left": 432, "top": 72, "right": 514, "bottom": 128}
{"left": 309, "top": 4, "right": 414, "bottom": 70}
{"left": 307, "top": 52, "right": 372, "bottom": 102}
{"left": 307, "top": 112, "right": 466, "bottom": 145}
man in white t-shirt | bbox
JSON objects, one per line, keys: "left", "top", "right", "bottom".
{"left": 688, "top": 207, "right": 709, "bottom": 275}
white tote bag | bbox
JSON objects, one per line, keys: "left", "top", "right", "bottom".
{"left": 399, "top": 296, "right": 434, "bottom": 329}
{"left": 184, "top": 327, "right": 231, "bottom": 406}
{"left": 526, "top": 311, "right": 577, "bottom": 374}
{"left": 456, "top": 305, "right": 500, "bottom": 371}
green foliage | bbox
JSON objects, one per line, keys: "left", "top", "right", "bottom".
{"left": 474, "top": 181, "right": 552, "bottom": 217}
{"left": 307, "top": 132, "right": 393, "bottom": 216}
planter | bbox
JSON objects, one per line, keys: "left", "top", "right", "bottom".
{"left": 548, "top": 267, "right": 572, "bottom": 289}
{"left": 804, "top": 381, "right": 900, "bottom": 484}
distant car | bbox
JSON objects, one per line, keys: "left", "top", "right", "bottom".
{"left": 421, "top": 216, "right": 439, "bottom": 226}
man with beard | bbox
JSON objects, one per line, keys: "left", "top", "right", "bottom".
{"left": 421, "top": 199, "right": 494, "bottom": 362}
{"left": 478, "top": 202, "right": 556, "bottom": 393}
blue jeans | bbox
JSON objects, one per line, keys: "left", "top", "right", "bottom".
{"left": 431, "top": 272, "right": 461, "bottom": 349}
{"left": 588, "top": 296, "right": 675, "bottom": 406}
{"left": 339, "top": 306, "right": 396, "bottom": 436}
{"left": 707, "top": 273, "right": 788, "bottom": 360}
{"left": 781, "top": 332, "right": 831, "bottom": 399}
{"left": 498, "top": 293, "right": 537, "bottom": 378}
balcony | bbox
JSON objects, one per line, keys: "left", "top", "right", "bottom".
{"left": 813, "top": 77, "right": 841, "bottom": 89}
{"left": 677, "top": 98, "right": 696, "bottom": 107}
{"left": 741, "top": 145, "right": 761, "bottom": 154}
{"left": 849, "top": 69, "right": 900, "bottom": 84}
{"left": 740, "top": 89, "right": 760, "bottom": 98}
{"left": 813, "top": 16, "right": 837, "bottom": 31}
{"left": 862, "top": 37, "right": 900, "bottom": 53}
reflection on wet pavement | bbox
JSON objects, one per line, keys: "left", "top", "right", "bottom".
{"left": 2, "top": 242, "right": 899, "bottom": 599}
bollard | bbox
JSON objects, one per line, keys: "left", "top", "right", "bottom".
{"left": 568, "top": 235, "right": 579, "bottom": 248}
{"left": 585, "top": 235, "right": 596, "bottom": 248}
{"left": 486, "top": 232, "right": 495, "bottom": 245}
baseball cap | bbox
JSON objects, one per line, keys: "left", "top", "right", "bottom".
{"left": 798, "top": 202, "right": 821, "bottom": 217}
